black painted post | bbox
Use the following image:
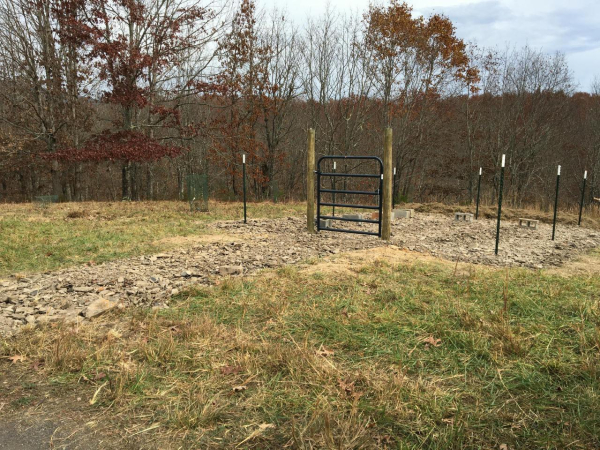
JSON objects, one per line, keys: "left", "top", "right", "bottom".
{"left": 495, "top": 155, "right": 505, "bottom": 255}
{"left": 578, "top": 170, "right": 587, "bottom": 226}
{"left": 475, "top": 167, "right": 482, "bottom": 220}
{"left": 243, "top": 154, "right": 247, "bottom": 224}
{"left": 332, "top": 161, "right": 336, "bottom": 217}
{"left": 392, "top": 167, "right": 397, "bottom": 209}
{"left": 552, "top": 165, "right": 561, "bottom": 241}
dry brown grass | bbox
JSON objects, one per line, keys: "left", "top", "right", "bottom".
{"left": 407, "top": 201, "right": 600, "bottom": 230}
{"left": 2, "top": 255, "right": 600, "bottom": 448}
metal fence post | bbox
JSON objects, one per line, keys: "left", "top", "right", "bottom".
{"left": 579, "top": 170, "right": 587, "bottom": 226}
{"left": 243, "top": 154, "right": 247, "bottom": 224}
{"left": 552, "top": 165, "right": 561, "bottom": 241}
{"left": 495, "top": 155, "right": 505, "bottom": 255}
{"left": 332, "top": 161, "right": 336, "bottom": 217}
{"left": 475, "top": 167, "right": 482, "bottom": 220}
{"left": 392, "top": 167, "right": 397, "bottom": 209}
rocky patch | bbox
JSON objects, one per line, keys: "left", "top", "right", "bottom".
{"left": 1, "top": 214, "right": 599, "bottom": 337}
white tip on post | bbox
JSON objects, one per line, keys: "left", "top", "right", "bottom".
{"left": 558, "top": 165, "right": 561, "bottom": 176}
{"left": 393, "top": 167, "right": 396, "bottom": 175}
{"left": 243, "top": 154, "right": 246, "bottom": 164}
{"left": 333, "top": 161, "right": 336, "bottom": 170}
{"left": 501, "top": 154, "right": 505, "bottom": 168}
{"left": 479, "top": 167, "right": 482, "bottom": 175}
{"left": 584, "top": 170, "right": 587, "bottom": 179}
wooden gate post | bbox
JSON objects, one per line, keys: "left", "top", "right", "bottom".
{"left": 382, "top": 128, "right": 393, "bottom": 240}
{"left": 307, "top": 128, "right": 316, "bottom": 233}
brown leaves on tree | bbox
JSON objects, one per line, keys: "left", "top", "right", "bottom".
{"left": 364, "top": 0, "right": 479, "bottom": 124}
{"left": 48, "top": 131, "right": 183, "bottom": 162}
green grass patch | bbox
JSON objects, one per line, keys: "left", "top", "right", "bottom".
{"left": 2, "top": 257, "right": 599, "bottom": 448}
{"left": 0, "top": 201, "right": 304, "bottom": 275}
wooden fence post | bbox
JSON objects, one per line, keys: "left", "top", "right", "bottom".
{"left": 307, "top": 128, "right": 316, "bottom": 233}
{"left": 382, "top": 128, "right": 393, "bottom": 240}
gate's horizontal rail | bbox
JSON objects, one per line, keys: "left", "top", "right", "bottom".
{"left": 319, "top": 172, "right": 381, "bottom": 178}
{"left": 320, "top": 188, "right": 379, "bottom": 195}
{"left": 318, "top": 202, "right": 379, "bottom": 210}
{"left": 319, "top": 215, "right": 379, "bottom": 224}
{"left": 319, "top": 226, "right": 379, "bottom": 236}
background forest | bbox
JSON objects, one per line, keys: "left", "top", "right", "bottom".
{"left": 0, "top": 0, "right": 598, "bottom": 209}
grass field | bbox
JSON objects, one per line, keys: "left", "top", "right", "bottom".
{"left": 1, "top": 199, "right": 599, "bottom": 277}
{"left": 1, "top": 201, "right": 599, "bottom": 449}
{"left": 2, "top": 253, "right": 599, "bottom": 448}
{"left": 0, "top": 201, "right": 305, "bottom": 276}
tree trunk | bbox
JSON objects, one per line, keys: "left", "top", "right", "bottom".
{"left": 146, "top": 164, "right": 154, "bottom": 200}
{"left": 122, "top": 161, "right": 131, "bottom": 200}
{"left": 50, "top": 160, "right": 61, "bottom": 197}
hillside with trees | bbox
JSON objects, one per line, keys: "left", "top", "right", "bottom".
{"left": 0, "top": 0, "right": 598, "bottom": 209}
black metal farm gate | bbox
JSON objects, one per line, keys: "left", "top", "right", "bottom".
{"left": 316, "top": 155, "right": 383, "bottom": 237}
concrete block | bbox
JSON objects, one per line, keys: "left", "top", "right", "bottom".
{"left": 393, "top": 208, "right": 414, "bottom": 219}
{"left": 342, "top": 213, "right": 363, "bottom": 220}
{"left": 454, "top": 212, "right": 474, "bottom": 222}
{"left": 319, "top": 218, "right": 332, "bottom": 228}
{"left": 519, "top": 218, "right": 539, "bottom": 229}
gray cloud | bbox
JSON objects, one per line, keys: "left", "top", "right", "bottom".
{"left": 417, "top": 0, "right": 600, "bottom": 88}
{"left": 262, "top": 0, "right": 600, "bottom": 90}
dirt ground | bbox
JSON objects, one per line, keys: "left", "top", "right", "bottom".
{"left": 1, "top": 212, "right": 599, "bottom": 337}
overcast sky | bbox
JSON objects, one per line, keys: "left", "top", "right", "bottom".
{"left": 261, "top": 0, "right": 600, "bottom": 92}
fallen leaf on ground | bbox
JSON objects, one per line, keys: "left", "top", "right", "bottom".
{"left": 422, "top": 336, "right": 442, "bottom": 348}
{"left": 232, "top": 385, "right": 247, "bottom": 393}
{"left": 220, "top": 365, "right": 243, "bottom": 376}
{"left": 30, "top": 359, "right": 44, "bottom": 371}
{"left": 7, "top": 355, "right": 27, "bottom": 363}
{"left": 236, "top": 423, "right": 275, "bottom": 447}
{"left": 316, "top": 346, "right": 334, "bottom": 357}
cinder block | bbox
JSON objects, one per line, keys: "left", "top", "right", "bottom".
{"left": 393, "top": 208, "right": 414, "bottom": 219}
{"left": 519, "top": 218, "right": 539, "bottom": 229}
{"left": 342, "top": 213, "right": 363, "bottom": 220}
{"left": 455, "top": 212, "right": 474, "bottom": 222}
{"left": 319, "top": 218, "right": 332, "bottom": 228}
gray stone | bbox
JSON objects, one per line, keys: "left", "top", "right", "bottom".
{"left": 342, "top": 213, "right": 363, "bottom": 220}
{"left": 454, "top": 213, "right": 474, "bottom": 222}
{"left": 393, "top": 209, "right": 414, "bottom": 219}
{"left": 219, "top": 265, "right": 243, "bottom": 276}
{"left": 319, "top": 219, "right": 332, "bottom": 228}
{"left": 73, "top": 286, "right": 94, "bottom": 293}
{"left": 519, "top": 218, "right": 539, "bottom": 229}
{"left": 85, "top": 298, "right": 119, "bottom": 318}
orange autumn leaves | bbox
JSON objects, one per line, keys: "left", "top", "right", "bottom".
{"left": 364, "top": 0, "right": 479, "bottom": 123}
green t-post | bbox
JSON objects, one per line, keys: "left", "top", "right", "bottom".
{"left": 578, "top": 171, "right": 587, "bottom": 226}
{"left": 552, "top": 165, "right": 561, "bottom": 241}
{"left": 495, "top": 155, "right": 505, "bottom": 255}
{"left": 243, "top": 154, "right": 247, "bottom": 224}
